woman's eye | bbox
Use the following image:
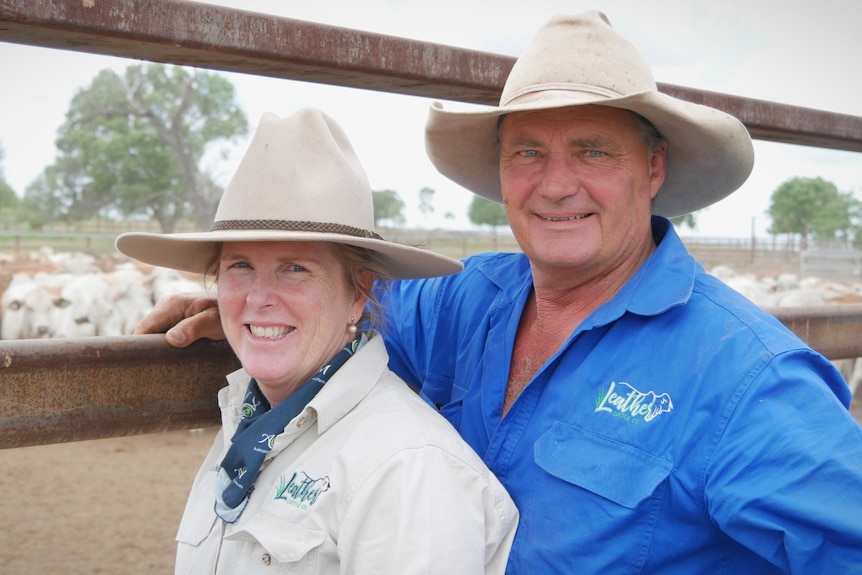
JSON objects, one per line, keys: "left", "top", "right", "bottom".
{"left": 223, "top": 261, "right": 251, "bottom": 272}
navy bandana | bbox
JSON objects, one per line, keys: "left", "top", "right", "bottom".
{"left": 214, "top": 334, "right": 363, "bottom": 523}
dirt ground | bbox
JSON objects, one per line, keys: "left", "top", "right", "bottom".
{"left": 1, "top": 397, "right": 860, "bottom": 575}
{"left": 0, "top": 427, "right": 218, "bottom": 575}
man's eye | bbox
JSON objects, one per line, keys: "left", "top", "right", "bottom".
{"left": 521, "top": 149, "right": 539, "bottom": 157}
{"left": 586, "top": 150, "right": 605, "bottom": 158}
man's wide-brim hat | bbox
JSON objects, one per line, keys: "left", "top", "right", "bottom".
{"left": 116, "top": 108, "right": 463, "bottom": 279}
{"left": 425, "top": 10, "right": 755, "bottom": 217}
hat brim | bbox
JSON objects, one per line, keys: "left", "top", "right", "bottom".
{"left": 116, "top": 230, "right": 463, "bottom": 280}
{"left": 425, "top": 90, "right": 754, "bottom": 217}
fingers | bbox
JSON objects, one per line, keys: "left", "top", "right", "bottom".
{"left": 134, "top": 292, "right": 223, "bottom": 348}
{"left": 165, "top": 305, "right": 224, "bottom": 348}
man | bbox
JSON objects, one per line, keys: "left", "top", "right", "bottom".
{"left": 139, "top": 11, "right": 862, "bottom": 573}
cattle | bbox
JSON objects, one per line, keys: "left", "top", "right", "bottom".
{"left": 0, "top": 250, "right": 205, "bottom": 339}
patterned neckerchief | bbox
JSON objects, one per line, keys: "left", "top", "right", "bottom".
{"left": 214, "top": 334, "right": 363, "bottom": 523}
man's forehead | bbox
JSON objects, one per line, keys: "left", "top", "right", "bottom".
{"left": 499, "top": 105, "right": 639, "bottom": 139}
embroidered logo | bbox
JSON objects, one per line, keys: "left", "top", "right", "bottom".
{"left": 241, "top": 396, "right": 261, "bottom": 418}
{"left": 275, "top": 471, "right": 331, "bottom": 510}
{"left": 595, "top": 381, "right": 673, "bottom": 423}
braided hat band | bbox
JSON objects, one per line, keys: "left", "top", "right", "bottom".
{"left": 211, "top": 220, "right": 383, "bottom": 240}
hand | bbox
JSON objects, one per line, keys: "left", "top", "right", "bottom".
{"left": 134, "top": 292, "right": 224, "bottom": 348}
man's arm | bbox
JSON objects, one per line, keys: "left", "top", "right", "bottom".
{"left": 134, "top": 292, "right": 224, "bottom": 348}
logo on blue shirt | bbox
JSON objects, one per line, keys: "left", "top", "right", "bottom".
{"left": 595, "top": 381, "right": 673, "bottom": 423}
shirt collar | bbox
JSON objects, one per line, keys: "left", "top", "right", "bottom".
{"left": 221, "top": 332, "right": 386, "bottom": 436}
{"left": 474, "top": 215, "right": 697, "bottom": 325}
{"left": 594, "top": 215, "right": 697, "bottom": 321}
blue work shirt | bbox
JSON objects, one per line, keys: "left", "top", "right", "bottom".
{"left": 382, "top": 216, "right": 862, "bottom": 574}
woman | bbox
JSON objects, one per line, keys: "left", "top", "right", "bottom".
{"left": 116, "top": 108, "right": 518, "bottom": 574}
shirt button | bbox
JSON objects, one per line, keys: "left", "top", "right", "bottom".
{"left": 297, "top": 416, "right": 307, "bottom": 428}
{"left": 261, "top": 553, "right": 272, "bottom": 566}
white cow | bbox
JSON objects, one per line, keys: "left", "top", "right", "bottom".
{"left": 1, "top": 273, "right": 67, "bottom": 339}
{"left": 52, "top": 273, "right": 113, "bottom": 338}
{"left": 149, "top": 267, "right": 206, "bottom": 304}
{"left": 101, "top": 268, "right": 155, "bottom": 336}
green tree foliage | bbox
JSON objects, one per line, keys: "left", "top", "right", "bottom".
{"left": 0, "top": 144, "right": 21, "bottom": 229}
{"left": 468, "top": 195, "right": 508, "bottom": 229}
{"left": 670, "top": 213, "right": 696, "bottom": 230}
{"left": 25, "top": 63, "right": 247, "bottom": 232}
{"left": 418, "top": 186, "right": 435, "bottom": 227}
{"left": 767, "top": 176, "right": 858, "bottom": 247}
{"left": 372, "top": 189, "right": 406, "bottom": 227}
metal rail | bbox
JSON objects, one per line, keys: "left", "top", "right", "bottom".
{"left": 1, "top": 307, "right": 860, "bottom": 449}
{"left": 0, "top": 0, "right": 861, "bottom": 448}
{"left": 1, "top": 0, "right": 861, "bottom": 152}
{"left": 0, "top": 335, "right": 239, "bottom": 449}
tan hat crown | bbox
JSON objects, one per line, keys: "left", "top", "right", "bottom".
{"left": 116, "top": 108, "right": 463, "bottom": 280}
{"left": 211, "top": 109, "right": 377, "bottom": 238}
{"left": 502, "top": 11, "right": 655, "bottom": 108}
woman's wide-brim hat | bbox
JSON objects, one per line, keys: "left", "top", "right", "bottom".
{"left": 116, "top": 108, "right": 463, "bottom": 279}
{"left": 425, "top": 10, "right": 755, "bottom": 218}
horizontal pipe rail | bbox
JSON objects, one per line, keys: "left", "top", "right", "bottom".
{"left": 1, "top": 305, "right": 861, "bottom": 449}
{"left": 1, "top": 0, "right": 861, "bottom": 152}
{"left": 766, "top": 304, "right": 862, "bottom": 361}
{"left": 0, "top": 335, "right": 240, "bottom": 449}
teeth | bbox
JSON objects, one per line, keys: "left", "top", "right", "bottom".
{"left": 542, "top": 214, "right": 590, "bottom": 221}
{"left": 249, "top": 325, "right": 292, "bottom": 339}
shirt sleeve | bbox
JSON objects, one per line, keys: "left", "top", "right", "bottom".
{"left": 705, "top": 348, "right": 862, "bottom": 572}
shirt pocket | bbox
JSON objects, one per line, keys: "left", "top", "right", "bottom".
{"left": 175, "top": 469, "right": 221, "bottom": 573}
{"left": 534, "top": 422, "right": 672, "bottom": 508}
{"left": 223, "top": 512, "right": 328, "bottom": 574}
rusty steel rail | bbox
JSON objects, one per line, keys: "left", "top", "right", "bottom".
{"left": 1, "top": 306, "right": 861, "bottom": 449}
{"left": 1, "top": 0, "right": 862, "bottom": 152}
{"left": 767, "top": 304, "right": 862, "bottom": 361}
{"left": 0, "top": 335, "right": 240, "bottom": 449}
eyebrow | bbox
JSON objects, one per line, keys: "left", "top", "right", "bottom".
{"left": 505, "top": 134, "right": 616, "bottom": 150}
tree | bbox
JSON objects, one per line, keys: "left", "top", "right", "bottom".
{"left": 418, "top": 186, "right": 435, "bottom": 228}
{"left": 671, "top": 213, "right": 696, "bottom": 230}
{"left": 767, "top": 176, "right": 857, "bottom": 248}
{"left": 0, "top": 143, "right": 21, "bottom": 229}
{"left": 372, "top": 189, "right": 405, "bottom": 227}
{"left": 27, "top": 63, "right": 247, "bottom": 232}
{"left": 468, "top": 195, "right": 508, "bottom": 229}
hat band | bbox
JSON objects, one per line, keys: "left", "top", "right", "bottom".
{"left": 211, "top": 219, "right": 383, "bottom": 240}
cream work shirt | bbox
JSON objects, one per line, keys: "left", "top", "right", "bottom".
{"left": 175, "top": 332, "right": 518, "bottom": 574}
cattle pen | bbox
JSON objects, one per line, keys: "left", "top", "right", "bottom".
{"left": 1, "top": 0, "right": 862, "bottom": 452}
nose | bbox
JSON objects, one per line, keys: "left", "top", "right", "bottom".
{"left": 536, "top": 152, "right": 579, "bottom": 201}
{"left": 245, "top": 274, "right": 279, "bottom": 308}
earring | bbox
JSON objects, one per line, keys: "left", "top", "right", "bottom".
{"left": 349, "top": 317, "right": 357, "bottom": 334}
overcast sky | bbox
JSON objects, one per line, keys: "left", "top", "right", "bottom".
{"left": 1, "top": 0, "right": 860, "bottom": 238}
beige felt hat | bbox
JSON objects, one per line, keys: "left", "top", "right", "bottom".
{"left": 425, "top": 10, "right": 755, "bottom": 217}
{"left": 116, "top": 108, "right": 463, "bottom": 279}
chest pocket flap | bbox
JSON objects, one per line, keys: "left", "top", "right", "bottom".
{"left": 535, "top": 422, "right": 673, "bottom": 509}
{"left": 225, "top": 512, "right": 327, "bottom": 563}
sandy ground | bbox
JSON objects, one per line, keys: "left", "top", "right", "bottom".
{"left": 1, "top": 397, "right": 860, "bottom": 575}
{"left": 0, "top": 427, "right": 218, "bottom": 575}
